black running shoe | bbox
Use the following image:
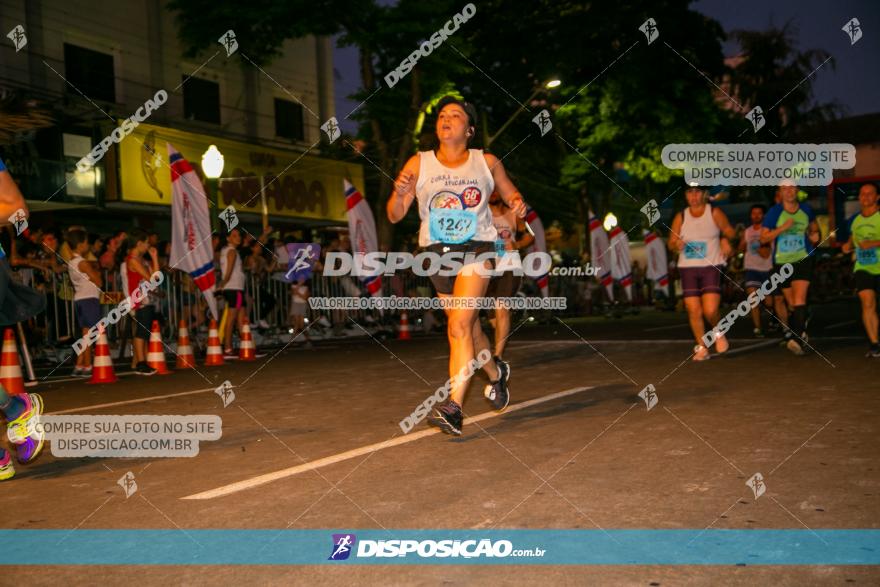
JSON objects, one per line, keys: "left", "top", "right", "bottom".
{"left": 867, "top": 343, "right": 880, "bottom": 358}
{"left": 427, "top": 401, "right": 463, "bottom": 436}
{"left": 135, "top": 362, "right": 157, "bottom": 376}
{"left": 484, "top": 357, "right": 510, "bottom": 411}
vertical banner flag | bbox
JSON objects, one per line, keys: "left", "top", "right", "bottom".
{"left": 608, "top": 225, "right": 633, "bottom": 301}
{"left": 643, "top": 229, "right": 669, "bottom": 297}
{"left": 284, "top": 243, "right": 321, "bottom": 283}
{"left": 588, "top": 211, "right": 615, "bottom": 302}
{"left": 525, "top": 207, "right": 549, "bottom": 297}
{"left": 168, "top": 144, "right": 219, "bottom": 319}
{"left": 344, "top": 179, "right": 382, "bottom": 296}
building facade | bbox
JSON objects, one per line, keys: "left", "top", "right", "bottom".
{"left": 0, "top": 0, "right": 362, "bottom": 235}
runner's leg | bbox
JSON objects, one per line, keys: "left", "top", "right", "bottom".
{"left": 684, "top": 296, "right": 705, "bottom": 346}
{"left": 858, "top": 289, "right": 878, "bottom": 344}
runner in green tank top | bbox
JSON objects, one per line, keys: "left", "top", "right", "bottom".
{"left": 841, "top": 183, "right": 880, "bottom": 357}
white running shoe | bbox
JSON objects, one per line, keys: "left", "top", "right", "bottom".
{"left": 693, "top": 344, "right": 710, "bottom": 361}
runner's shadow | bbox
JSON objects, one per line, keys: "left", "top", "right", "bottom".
{"left": 452, "top": 384, "right": 636, "bottom": 442}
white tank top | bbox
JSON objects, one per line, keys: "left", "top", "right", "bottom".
{"left": 743, "top": 225, "right": 773, "bottom": 271}
{"left": 415, "top": 149, "right": 496, "bottom": 247}
{"left": 678, "top": 205, "right": 725, "bottom": 267}
{"left": 69, "top": 254, "right": 101, "bottom": 300}
{"left": 220, "top": 245, "right": 245, "bottom": 290}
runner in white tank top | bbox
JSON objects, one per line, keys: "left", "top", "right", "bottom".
{"left": 386, "top": 96, "right": 528, "bottom": 435}
{"left": 668, "top": 182, "right": 737, "bottom": 361}
{"left": 415, "top": 149, "right": 496, "bottom": 247}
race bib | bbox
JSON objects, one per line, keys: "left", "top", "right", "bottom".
{"left": 495, "top": 239, "right": 507, "bottom": 257}
{"left": 857, "top": 246, "right": 878, "bottom": 266}
{"left": 684, "top": 241, "right": 707, "bottom": 260}
{"left": 429, "top": 208, "right": 477, "bottom": 244}
{"left": 778, "top": 233, "right": 805, "bottom": 254}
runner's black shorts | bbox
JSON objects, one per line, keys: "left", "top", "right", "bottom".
{"left": 223, "top": 289, "right": 245, "bottom": 309}
{"left": 133, "top": 305, "right": 155, "bottom": 341}
{"left": 854, "top": 270, "right": 880, "bottom": 293}
{"left": 774, "top": 256, "right": 813, "bottom": 288}
{"left": 421, "top": 241, "right": 495, "bottom": 296}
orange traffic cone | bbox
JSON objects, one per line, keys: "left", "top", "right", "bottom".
{"left": 397, "top": 312, "right": 412, "bottom": 341}
{"left": 238, "top": 319, "right": 256, "bottom": 361}
{"left": 0, "top": 328, "right": 25, "bottom": 395}
{"left": 87, "top": 326, "right": 118, "bottom": 384}
{"left": 205, "top": 319, "right": 224, "bottom": 366}
{"left": 175, "top": 320, "right": 196, "bottom": 369}
{"left": 146, "top": 320, "right": 172, "bottom": 375}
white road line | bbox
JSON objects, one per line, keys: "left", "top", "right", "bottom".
{"left": 48, "top": 385, "right": 227, "bottom": 415}
{"left": 181, "top": 386, "right": 594, "bottom": 500}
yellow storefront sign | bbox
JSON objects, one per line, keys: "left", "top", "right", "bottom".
{"left": 118, "top": 122, "right": 364, "bottom": 222}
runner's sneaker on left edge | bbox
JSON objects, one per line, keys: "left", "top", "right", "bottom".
{"left": 427, "top": 401, "right": 463, "bottom": 436}
{"left": 0, "top": 451, "right": 14, "bottom": 481}
{"left": 6, "top": 393, "right": 45, "bottom": 464}
{"left": 484, "top": 357, "right": 510, "bottom": 411}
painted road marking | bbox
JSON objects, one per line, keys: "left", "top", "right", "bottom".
{"left": 182, "top": 386, "right": 595, "bottom": 500}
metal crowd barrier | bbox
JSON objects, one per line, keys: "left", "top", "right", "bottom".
{"left": 14, "top": 256, "right": 856, "bottom": 361}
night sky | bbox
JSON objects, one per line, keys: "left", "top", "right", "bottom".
{"left": 332, "top": 0, "right": 879, "bottom": 133}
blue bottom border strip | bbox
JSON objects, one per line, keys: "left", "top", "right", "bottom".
{"left": 1, "top": 529, "right": 878, "bottom": 565}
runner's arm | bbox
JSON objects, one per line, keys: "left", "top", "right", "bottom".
{"left": 514, "top": 217, "right": 534, "bottom": 250}
{"left": 807, "top": 219, "right": 821, "bottom": 246}
{"left": 712, "top": 207, "right": 737, "bottom": 240}
{"left": 484, "top": 153, "right": 526, "bottom": 218}
{"left": 761, "top": 219, "right": 794, "bottom": 244}
{"left": 0, "top": 168, "right": 27, "bottom": 226}
{"left": 387, "top": 155, "right": 419, "bottom": 223}
{"left": 219, "top": 248, "right": 236, "bottom": 288}
{"left": 841, "top": 235, "right": 854, "bottom": 254}
{"left": 667, "top": 213, "right": 684, "bottom": 252}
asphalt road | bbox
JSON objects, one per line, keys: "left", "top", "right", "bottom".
{"left": 4, "top": 299, "right": 879, "bottom": 585}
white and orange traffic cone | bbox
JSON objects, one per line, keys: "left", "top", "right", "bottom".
{"left": 205, "top": 319, "right": 224, "bottom": 366}
{"left": 87, "top": 326, "right": 118, "bottom": 384}
{"left": 0, "top": 328, "right": 25, "bottom": 395}
{"left": 175, "top": 320, "right": 196, "bottom": 369}
{"left": 146, "top": 320, "right": 172, "bottom": 375}
{"left": 397, "top": 312, "right": 412, "bottom": 341}
{"left": 238, "top": 319, "right": 256, "bottom": 362}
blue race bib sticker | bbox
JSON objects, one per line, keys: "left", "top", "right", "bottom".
{"left": 684, "top": 241, "right": 707, "bottom": 260}
{"left": 495, "top": 239, "right": 506, "bottom": 257}
{"left": 857, "top": 247, "right": 878, "bottom": 266}
{"left": 429, "top": 208, "right": 477, "bottom": 244}
{"left": 778, "top": 234, "right": 805, "bottom": 254}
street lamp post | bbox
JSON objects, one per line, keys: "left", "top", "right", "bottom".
{"left": 201, "top": 145, "right": 224, "bottom": 232}
{"left": 485, "top": 79, "right": 561, "bottom": 148}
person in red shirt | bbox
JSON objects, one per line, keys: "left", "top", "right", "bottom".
{"left": 124, "top": 229, "right": 159, "bottom": 375}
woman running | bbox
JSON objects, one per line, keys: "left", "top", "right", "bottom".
{"left": 387, "top": 96, "right": 526, "bottom": 435}
{"left": 668, "top": 182, "right": 736, "bottom": 361}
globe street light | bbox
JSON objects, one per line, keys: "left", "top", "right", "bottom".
{"left": 603, "top": 212, "right": 618, "bottom": 232}
{"left": 202, "top": 145, "right": 224, "bottom": 231}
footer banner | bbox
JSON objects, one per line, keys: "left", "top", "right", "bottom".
{"left": 1, "top": 530, "right": 878, "bottom": 565}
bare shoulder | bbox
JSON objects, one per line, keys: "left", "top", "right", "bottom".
{"left": 483, "top": 152, "right": 500, "bottom": 167}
